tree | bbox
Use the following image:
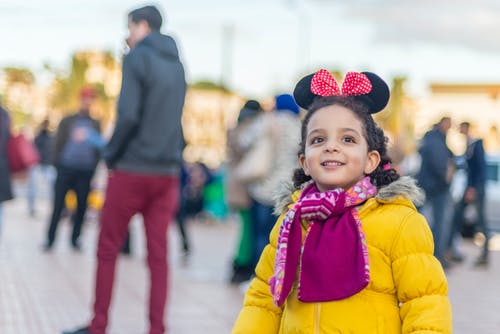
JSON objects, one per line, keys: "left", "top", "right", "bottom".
{"left": 48, "top": 53, "right": 89, "bottom": 114}
{"left": 375, "top": 76, "right": 417, "bottom": 164}
{"left": 3, "top": 67, "right": 35, "bottom": 86}
{"left": 47, "top": 51, "right": 119, "bottom": 126}
{"left": 2, "top": 67, "right": 36, "bottom": 127}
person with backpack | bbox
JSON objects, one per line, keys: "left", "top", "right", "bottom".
{"left": 44, "top": 87, "right": 101, "bottom": 251}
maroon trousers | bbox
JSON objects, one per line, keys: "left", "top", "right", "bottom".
{"left": 89, "top": 171, "right": 179, "bottom": 334}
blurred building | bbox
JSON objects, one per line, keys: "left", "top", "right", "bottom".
{"left": 79, "top": 50, "right": 121, "bottom": 98}
{"left": 375, "top": 77, "right": 419, "bottom": 165}
{"left": 0, "top": 49, "right": 121, "bottom": 131}
{"left": 0, "top": 67, "right": 46, "bottom": 132}
{"left": 182, "top": 86, "right": 243, "bottom": 168}
{"left": 47, "top": 50, "right": 121, "bottom": 126}
{"left": 417, "top": 83, "right": 500, "bottom": 154}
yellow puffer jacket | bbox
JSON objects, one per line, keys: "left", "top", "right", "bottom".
{"left": 232, "top": 177, "right": 452, "bottom": 334}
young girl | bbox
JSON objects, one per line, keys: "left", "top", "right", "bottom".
{"left": 232, "top": 69, "right": 452, "bottom": 333}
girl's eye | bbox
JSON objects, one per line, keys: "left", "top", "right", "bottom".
{"left": 311, "top": 137, "right": 324, "bottom": 144}
{"left": 343, "top": 136, "right": 355, "bottom": 143}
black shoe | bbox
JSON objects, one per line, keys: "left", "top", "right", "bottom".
{"left": 71, "top": 241, "right": 82, "bottom": 252}
{"left": 473, "top": 255, "right": 489, "bottom": 267}
{"left": 440, "top": 259, "right": 453, "bottom": 271}
{"left": 180, "top": 239, "right": 190, "bottom": 257}
{"left": 62, "top": 326, "right": 90, "bottom": 334}
{"left": 42, "top": 241, "right": 53, "bottom": 252}
{"left": 121, "top": 245, "right": 131, "bottom": 256}
{"left": 121, "top": 233, "right": 132, "bottom": 255}
{"left": 230, "top": 263, "right": 254, "bottom": 284}
{"left": 450, "top": 252, "right": 465, "bottom": 263}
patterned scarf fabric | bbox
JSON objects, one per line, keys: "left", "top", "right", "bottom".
{"left": 269, "top": 177, "right": 377, "bottom": 307}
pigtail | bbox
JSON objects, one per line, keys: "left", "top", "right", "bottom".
{"left": 293, "top": 167, "right": 312, "bottom": 189}
{"left": 369, "top": 158, "right": 400, "bottom": 188}
{"left": 361, "top": 122, "right": 399, "bottom": 188}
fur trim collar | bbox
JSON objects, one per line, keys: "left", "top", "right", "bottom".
{"left": 273, "top": 176, "right": 424, "bottom": 215}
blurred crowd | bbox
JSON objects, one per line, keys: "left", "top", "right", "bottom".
{"left": 1, "top": 85, "right": 499, "bottom": 282}
{"left": 1, "top": 3, "right": 500, "bottom": 334}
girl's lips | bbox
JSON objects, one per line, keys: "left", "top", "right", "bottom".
{"left": 321, "top": 160, "right": 344, "bottom": 167}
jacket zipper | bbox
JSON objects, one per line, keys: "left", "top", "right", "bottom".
{"left": 314, "top": 303, "right": 321, "bottom": 334}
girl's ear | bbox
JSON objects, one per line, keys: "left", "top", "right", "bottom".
{"left": 364, "top": 150, "right": 381, "bottom": 175}
{"left": 299, "top": 154, "right": 310, "bottom": 176}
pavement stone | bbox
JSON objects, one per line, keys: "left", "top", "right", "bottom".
{"left": 1, "top": 183, "right": 500, "bottom": 333}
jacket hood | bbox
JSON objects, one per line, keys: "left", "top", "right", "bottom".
{"left": 273, "top": 176, "right": 424, "bottom": 215}
{"left": 140, "top": 31, "right": 179, "bottom": 60}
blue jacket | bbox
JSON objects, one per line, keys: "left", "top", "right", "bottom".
{"left": 465, "top": 138, "right": 487, "bottom": 191}
{"left": 417, "top": 128, "right": 453, "bottom": 195}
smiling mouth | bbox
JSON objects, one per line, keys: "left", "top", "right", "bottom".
{"left": 321, "top": 161, "right": 344, "bottom": 167}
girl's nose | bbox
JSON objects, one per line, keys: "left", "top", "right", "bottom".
{"left": 324, "top": 140, "right": 339, "bottom": 153}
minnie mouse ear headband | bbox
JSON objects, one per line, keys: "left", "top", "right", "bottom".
{"left": 293, "top": 69, "right": 390, "bottom": 114}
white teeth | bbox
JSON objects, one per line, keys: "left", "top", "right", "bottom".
{"left": 322, "top": 161, "right": 342, "bottom": 166}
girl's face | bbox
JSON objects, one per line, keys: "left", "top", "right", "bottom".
{"left": 299, "top": 105, "right": 380, "bottom": 192}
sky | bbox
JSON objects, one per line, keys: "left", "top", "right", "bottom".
{"left": 2, "top": 0, "right": 500, "bottom": 98}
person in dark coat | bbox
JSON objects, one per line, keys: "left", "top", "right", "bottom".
{"left": 226, "top": 100, "right": 262, "bottom": 284}
{"left": 417, "top": 117, "right": 455, "bottom": 268}
{"left": 175, "top": 161, "right": 209, "bottom": 257}
{"left": 27, "top": 119, "right": 55, "bottom": 216}
{"left": 447, "top": 122, "right": 490, "bottom": 266}
{"left": 44, "top": 87, "right": 101, "bottom": 251}
{"left": 35, "top": 119, "right": 53, "bottom": 166}
{"left": 64, "top": 5, "right": 186, "bottom": 334}
{"left": 0, "top": 106, "right": 14, "bottom": 239}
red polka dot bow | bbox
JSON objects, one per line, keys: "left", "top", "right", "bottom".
{"left": 310, "top": 69, "right": 372, "bottom": 97}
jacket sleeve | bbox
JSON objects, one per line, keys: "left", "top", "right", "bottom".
{"left": 391, "top": 211, "right": 452, "bottom": 333}
{"left": 470, "top": 139, "right": 487, "bottom": 189}
{"left": 0, "top": 108, "right": 10, "bottom": 146}
{"left": 232, "top": 214, "right": 284, "bottom": 334}
{"left": 92, "top": 119, "right": 104, "bottom": 158}
{"left": 427, "top": 137, "right": 451, "bottom": 184}
{"left": 51, "top": 116, "right": 70, "bottom": 166}
{"left": 104, "top": 52, "right": 145, "bottom": 168}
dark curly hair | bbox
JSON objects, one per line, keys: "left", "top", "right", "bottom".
{"left": 292, "top": 95, "right": 399, "bottom": 189}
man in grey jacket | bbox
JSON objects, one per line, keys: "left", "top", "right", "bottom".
{"left": 64, "top": 5, "right": 186, "bottom": 334}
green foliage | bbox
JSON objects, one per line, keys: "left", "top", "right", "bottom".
{"left": 375, "top": 76, "right": 407, "bottom": 133}
{"left": 190, "top": 80, "right": 230, "bottom": 93}
{"left": 3, "top": 67, "right": 35, "bottom": 85}
{"left": 102, "top": 51, "right": 116, "bottom": 69}
{"left": 1, "top": 67, "right": 36, "bottom": 127}
{"left": 48, "top": 54, "right": 90, "bottom": 113}
{"left": 8, "top": 105, "right": 32, "bottom": 129}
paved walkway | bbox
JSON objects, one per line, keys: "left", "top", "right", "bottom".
{"left": 1, "top": 185, "right": 500, "bottom": 333}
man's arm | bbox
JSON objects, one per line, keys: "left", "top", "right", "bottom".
{"left": 427, "top": 137, "right": 451, "bottom": 183}
{"left": 104, "top": 53, "right": 144, "bottom": 168}
{"left": 51, "top": 117, "right": 69, "bottom": 166}
{"left": 472, "top": 139, "right": 487, "bottom": 189}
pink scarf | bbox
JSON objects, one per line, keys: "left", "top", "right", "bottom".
{"left": 269, "top": 177, "right": 377, "bottom": 306}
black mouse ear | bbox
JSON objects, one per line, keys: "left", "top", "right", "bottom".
{"left": 293, "top": 70, "right": 390, "bottom": 114}
{"left": 293, "top": 73, "right": 319, "bottom": 110}
{"left": 358, "top": 72, "right": 390, "bottom": 114}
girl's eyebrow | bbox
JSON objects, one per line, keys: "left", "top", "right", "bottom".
{"left": 306, "top": 128, "right": 323, "bottom": 138}
{"left": 340, "top": 127, "right": 361, "bottom": 136}
{"left": 307, "top": 127, "right": 361, "bottom": 138}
